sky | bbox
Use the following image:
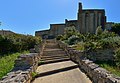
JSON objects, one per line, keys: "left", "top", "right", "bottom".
{"left": 0, "top": 0, "right": 120, "bottom": 35}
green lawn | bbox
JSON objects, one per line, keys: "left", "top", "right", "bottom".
{"left": 0, "top": 51, "right": 29, "bottom": 79}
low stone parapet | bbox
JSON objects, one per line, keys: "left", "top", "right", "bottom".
{"left": 0, "top": 40, "right": 46, "bottom": 83}
{"left": 0, "top": 53, "right": 39, "bottom": 83}
{"left": 58, "top": 41, "right": 120, "bottom": 83}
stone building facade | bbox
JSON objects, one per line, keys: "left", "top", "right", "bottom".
{"left": 36, "top": 3, "right": 112, "bottom": 39}
{"left": 78, "top": 3, "right": 106, "bottom": 34}
{"left": 0, "top": 30, "right": 15, "bottom": 35}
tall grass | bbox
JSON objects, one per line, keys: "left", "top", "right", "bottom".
{"left": 0, "top": 51, "right": 29, "bottom": 79}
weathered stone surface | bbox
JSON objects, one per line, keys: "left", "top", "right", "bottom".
{"left": 58, "top": 41, "right": 120, "bottom": 83}
{"left": 87, "top": 49, "right": 115, "bottom": 61}
{"left": 33, "top": 39, "right": 92, "bottom": 83}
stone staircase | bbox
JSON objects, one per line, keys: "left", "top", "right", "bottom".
{"left": 32, "top": 39, "right": 92, "bottom": 83}
{"left": 39, "top": 39, "right": 70, "bottom": 65}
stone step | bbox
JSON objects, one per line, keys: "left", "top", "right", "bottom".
{"left": 38, "top": 61, "right": 78, "bottom": 73}
{"left": 43, "top": 51, "right": 66, "bottom": 55}
{"left": 43, "top": 51, "right": 65, "bottom": 53}
{"left": 45, "top": 43, "right": 58, "bottom": 45}
{"left": 43, "top": 49, "right": 65, "bottom": 53}
{"left": 39, "top": 58, "right": 70, "bottom": 65}
{"left": 43, "top": 53, "right": 66, "bottom": 56}
{"left": 45, "top": 44, "right": 58, "bottom": 47}
{"left": 35, "top": 65, "right": 78, "bottom": 78}
{"left": 40, "top": 57, "right": 69, "bottom": 61}
{"left": 42, "top": 54, "right": 68, "bottom": 57}
{"left": 44, "top": 48, "right": 63, "bottom": 51}
{"left": 42, "top": 54, "right": 67, "bottom": 57}
{"left": 41, "top": 55, "right": 68, "bottom": 58}
{"left": 45, "top": 46, "right": 59, "bottom": 49}
{"left": 46, "top": 40, "right": 56, "bottom": 43}
{"left": 40, "top": 56, "right": 69, "bottom": 60}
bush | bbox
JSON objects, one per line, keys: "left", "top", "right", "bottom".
{"left": 111, "top": 23, "right": 120, "bottom": 35}
{"left": 115, "top": 48, "right": 120, "bottom": 68}
{"left": 100, "top": 30, "right": 117, "bottom": 39}
{"left": 84, "top": 33, "right": 99, "bottom": 42}
{"left": 95, "top": 26, "right": 103, "bottom": 35}
{"left": 56, "top": 35, "right": 63, "bottom": 40}
{"left": 67, "top": 35, "right": 82, "bottom": 45}
{"left": 58, "top": 26, "right": 84, "bottom": 45}
{"left": 64, "top": 26, "right": 79, "bottom": 38}
{"left": 0, "top": 34, "right": 42, "bottom": 54}
{"left": 84, "top": 42, "right": 96, "bottom": 51}
{"left": 97, "top": 36, "right": 120, "bottom": 49}
{"left": 0, "top": 35, "right": 14, "bottom": 54}
{"left": 73, "top": 42, "right": 85, "bottom": 51}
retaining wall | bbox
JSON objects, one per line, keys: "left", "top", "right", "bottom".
{"left": 58, "top": 41, "right": 120, "bottom": 83}
{"left": 0, "top": 40, "right": 46, "bottom": 83}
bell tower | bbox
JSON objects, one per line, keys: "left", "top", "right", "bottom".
{"left": 79, "top": 3, "right": 82, "bottom": 13}
{"left": 77, "top": 2, "right": 83, "bottom": 33}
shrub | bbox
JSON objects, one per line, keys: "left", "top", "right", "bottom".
{"left": 67, "top": 35, "right": 81, "bottom": 45}
{"left": 56, "top": 35, "right": 63, "bottom": 40}
{"left": 0, "top": 34, "right": 42, "bottom": 54}
{"left": 73, "top": 42, "right": 85, "bottom": 51}
{"left": 100, "top": 30, "right": 117, "bottom": 39}
{"left": 115, "top": 48, "right": 120, "bottom": 68}
{"left": 97, "top": 36, "right": 120, "bottom": 49}
{"left": 84, "top": 42, "right": 96, "bottom": 51}
{"left": 64, "top": 26, "right": 79, "bottom": 38}
{"left": 59, "top": 26, "right": 84, "bottom": 45}
{"left": 111, "top": 23, "right": 120, "bottom": 35}
{"left": 84, "top": 33, "right": 99, "bottom": 42}
{"left": 95, "top": 26, "right": 103, "bottom": 35}
{"left": 0, "top": 35, "right": 14, "bottom": 54}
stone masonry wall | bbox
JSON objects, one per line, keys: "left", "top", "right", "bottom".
{"left": 58, "top": 41, "right": 120, "bottom": 83}
{"left": 0, "top": 40, "right": 46, "bottom": 83}
{"left": 86, "top": 49, "right": 115, "bottom": 62}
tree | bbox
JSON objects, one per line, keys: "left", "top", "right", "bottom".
{"left": 111, "top": 23, "right": 120, "bottom": 35}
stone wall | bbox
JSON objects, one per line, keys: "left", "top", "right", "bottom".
{"left": 0, "top": 53, "right": 39, "bottom": 83}
{"left": 58, "top": 41, "right": 120, "bottom": 83}
{"left": 0, "top": 40, "right": 46, "bottom": 83}
{"left": 50, "top": 24, "right": 65, "bottom": 37}
{"left": 86, "top": 49, "right": 115, "bottom": 62}
{"left": 35, "top": 30, "right": 50, "bottom": 39}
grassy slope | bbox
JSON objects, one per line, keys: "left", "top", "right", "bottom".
{"left": 0, "top": 51, "right": 29, "bottom": 79}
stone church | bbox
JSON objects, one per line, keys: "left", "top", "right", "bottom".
{"left": 35, "top": 3, "right": 112, "bottom": 39}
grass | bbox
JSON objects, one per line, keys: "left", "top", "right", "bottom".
{"left": 0, "top": 51, "right": 29, "bottom": 80}
{"left": 31, "top": 72, "right": 37, "bottom": 78}
{"left": 95, "top": 61, "right": 120, "bottom": 77}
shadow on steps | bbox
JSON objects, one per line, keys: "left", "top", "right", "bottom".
{"left": 35, "top": 64, "right": 78, "bottom": 78}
